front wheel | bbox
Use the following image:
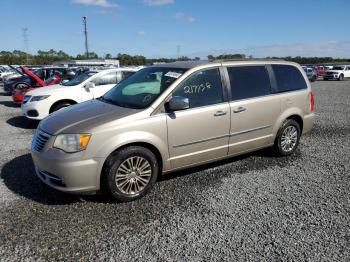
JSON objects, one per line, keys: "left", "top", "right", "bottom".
{"left": 338, "top": 74, "right": 344, "bottom": 81}
{"left": 101, "top": 146, "right": 159, "bottom": 202}
{"left": 272, "top": 119, "right": 301, "bottom": 156}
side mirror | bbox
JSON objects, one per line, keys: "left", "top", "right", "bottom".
{"left": 166, "top": 96, "right": 189, "bottom": 111}
{"left": 85, "top": 82, "right": 95, "bottom": 90}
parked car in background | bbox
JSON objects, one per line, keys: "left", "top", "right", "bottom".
{"left": 302, "top": 66, "right": 317, "bottom": 82}
{"left": 22, "top": 67, "right": 139, "bottom": 120}
{"left": 314, "top": 66, "right": 326, "bottom": 77}
{"left": 0, "top": 66, "right": 16, "bottom": 81}
{"left": 3, "top": 66, "right": 69, "bottom": 94}
{"left": 323, "top": 65, "right": 350, "bottom": 81}
{"left": 30, "top": 60, "right": 315, "bottom": 201}
{"left": 12, "top": 72, "right": 62, "bottom": 104}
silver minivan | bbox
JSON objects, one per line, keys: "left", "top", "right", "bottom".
{"left": 31, "top": 60, "right": 315, "bottom": 201}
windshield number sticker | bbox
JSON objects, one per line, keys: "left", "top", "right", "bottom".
{"left": 165, "top": 72, "right": 182, "bottom": 79}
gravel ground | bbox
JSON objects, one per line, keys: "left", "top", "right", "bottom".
{"left": 0, "top": 81, "right": 349, "bottom": 261}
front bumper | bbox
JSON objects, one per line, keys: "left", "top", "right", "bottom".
{"left": 32, "top": 148, "right": 104, "bottom": 194}
{"left": 21, "top": 100, "right": 49, "bottom": 120}
{"left": 323, "top": 75, "right": 338, "bottom": 80}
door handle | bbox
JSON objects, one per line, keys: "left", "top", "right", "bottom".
{"left": 214, "top": 111, "right": 227, "bottom": 116}
{"left": 233, "top": 107, "right": 246, "bottom": 113}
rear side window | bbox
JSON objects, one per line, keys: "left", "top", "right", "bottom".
{"left": 272, "top": 65, "right": 307, "bottom": 93}
{"left": 227, "top": 66, "right": 271, "bottom": 100}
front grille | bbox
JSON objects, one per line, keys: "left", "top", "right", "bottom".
{"left": 32, "top": 130, "right": 51, "bottom": 152}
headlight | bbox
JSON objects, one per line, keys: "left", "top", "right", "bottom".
{"left": 23, "top": 95, "right": 31, "bottom": 103}
{"left": 30, "top": 95, "right": 50, "bottom": 102}
{"left": 53, "top": 134, "right": 91, "bottom": 153}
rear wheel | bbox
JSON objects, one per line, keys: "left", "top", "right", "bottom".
{"left": 272, "top": 119, "right": 301, "bottom": 156}
{"left": 101, "top": 146, "right": 159, "bottom": 202}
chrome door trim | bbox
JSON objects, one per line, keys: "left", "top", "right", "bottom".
{"left": 173, "top": 133, "right": 230, "bottom": 148}
{"left": 230, "top": 125, "right": 271, "bottom": 137}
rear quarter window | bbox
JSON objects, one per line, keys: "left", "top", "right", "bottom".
{"left": 272, "top": 65, "right": 307, "bottom": 93}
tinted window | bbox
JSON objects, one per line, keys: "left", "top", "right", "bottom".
{"left": 227, "top": 66, "right": 271, "bottom": 100}
{"left": 272, "top": 65, "right": 307, "bottom": 92}
{"left": 172, "top": 68, "right": 223, "bottom": 108}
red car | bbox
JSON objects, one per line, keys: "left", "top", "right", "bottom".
{"left": 12, "top": 73, "right": 62, "bottom": 104}
{"left": 314, "top": 66, "right": 326, "bottom": 77}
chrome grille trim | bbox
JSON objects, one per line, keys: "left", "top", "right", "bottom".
{"left": 32, "top": 130, "right": 51, "bottom": 152}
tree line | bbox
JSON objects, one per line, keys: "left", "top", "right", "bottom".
{"left": 0, "top": 49, "right": 349, "bottom": 66}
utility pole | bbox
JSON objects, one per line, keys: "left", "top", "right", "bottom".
{"left": 22, "top": 28, "right": 29, "bottom": 64}
{"left": 83, "top": 16, "right": 89, "bottom": 59}
{"left": 176, "top": 45, "right": 181, "bottom": 60}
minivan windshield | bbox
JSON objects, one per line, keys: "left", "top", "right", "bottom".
{"left": 102, "top": 67, "right": 187, "bottom": 109}
{"left": 62, "top": 71, "right": 97, "bottom": 86}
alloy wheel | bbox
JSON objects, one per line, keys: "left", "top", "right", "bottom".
{"left": 281, "top": 126, "right": 298, "bottom": 152}
{"left": 115, "top": 156, "right": 152, "bottom": 195}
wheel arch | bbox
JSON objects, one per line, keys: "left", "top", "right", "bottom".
{"left": 49, "top": 99, "right": 78, "bottom": 113}
{"left": 272, "top": 108, "right": 304, "bottom": 142}
{"left": 99, "top": 141, "right": 164, "bottom": 190}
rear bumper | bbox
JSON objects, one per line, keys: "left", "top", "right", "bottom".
{"left": 303, "top": 113, "right": 315, "bottom": 134}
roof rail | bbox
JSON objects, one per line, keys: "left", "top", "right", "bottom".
{"left": 212, "top": 58, "right": 286, "bottom": 62}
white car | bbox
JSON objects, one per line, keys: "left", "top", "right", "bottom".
{"left": 324, "top": 65, "right": 350, "bottom": 81}
{"left": 21, "top": 68, "right": 139, "bottom": 120}
{"left": 0, "top": 67, "right": 17, "bottom": 81}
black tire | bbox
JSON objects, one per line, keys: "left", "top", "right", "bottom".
{"left": 338, "top": 74, "right": 344, "bottom": 81}
{"left": 51, "top": 102, "right": 73, "bottom": 113}
{"left": 272, "top": 119, "right": 301, "bottom": 156}
{"left": 101, "top": 146, "right": 159, "bottom": 202}
{"left": 311, "top": 75, "right": 316, "bottom": 82}
{"left": 324, "top": 78, "right": 328, "bottom": 81}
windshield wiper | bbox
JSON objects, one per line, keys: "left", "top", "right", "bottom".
{"left": 98, "top": 96, "right": 121, "bottom": 106}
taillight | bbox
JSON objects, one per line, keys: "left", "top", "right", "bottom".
{"left": 310, "top": 91, "right": 315, "bottom": 112}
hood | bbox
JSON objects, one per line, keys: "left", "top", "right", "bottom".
{"left": 26, "top": 84, "right": 63, "bottom": 96}
{"left": 327, "top": 70, "right": 343, "bottom": 73}
{"left": 39, "top": 99, "right": 141, "bottom": 135}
